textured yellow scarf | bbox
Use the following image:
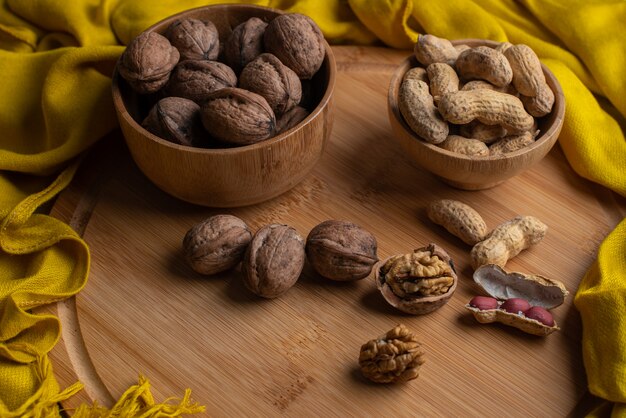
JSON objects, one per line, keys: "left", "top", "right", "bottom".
{"left": 1, "top": 0, "right": 624, "bottom": 416}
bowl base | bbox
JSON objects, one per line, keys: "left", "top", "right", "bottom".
{"left": 438, "top": 177, "right": 506, "bottom": 190}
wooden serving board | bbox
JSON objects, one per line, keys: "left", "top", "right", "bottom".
{"left": 49, "top": 46, "right": 625, "bottom": 417}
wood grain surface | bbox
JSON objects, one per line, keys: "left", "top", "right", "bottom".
{"left": 48, "top": 46, "right": 626, "bottom": 417}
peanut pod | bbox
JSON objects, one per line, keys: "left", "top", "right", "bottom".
{"left": 470, "top": 215, "right": 547, "bottom": 269}
{"left": 455, "top": 46, "right": 513, "bottom": 87}
{"left": 414, "top": 34, "right": 458, "bottom": 66}
{"left": 438, "top": 89, "right": 535, "bottom": 136}
{"left": 398, "top": 79, "right": 449, "bottom": 144}
{"left": 466, "top": 264, "right": 568, "bottom": 336}
{"left": 466, "top": 305, "right": 559, "bottom": 336}
{"left": 427, "top": 199, "right": 488, "bottom": 245}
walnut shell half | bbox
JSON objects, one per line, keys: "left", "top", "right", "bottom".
{"left": 376, "top": 244, "right": 457, "bottom": 315}
{"left": 200, "top": 87, "right": 276, "bottom": 145}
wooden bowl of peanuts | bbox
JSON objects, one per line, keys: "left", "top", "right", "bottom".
{"left": 387, "top": 37, "right": 565, "bottom": 190}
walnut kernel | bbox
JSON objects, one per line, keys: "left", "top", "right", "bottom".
{"left": 376, "top": 244, "right": 457, "bottom": 315}
{"left": 359, "top": 324, "right": 425, "bottom": 384}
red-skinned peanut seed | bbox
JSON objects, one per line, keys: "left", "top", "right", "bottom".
{"left": 469, "top": 296, "right": 499, "bottom": 310}
{"left": 500, "top": 298, "right": 531, "bottom": 314}
{"left": 524, "top": 306, "right": 555, "bottom": 327}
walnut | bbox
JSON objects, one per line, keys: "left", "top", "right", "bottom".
{"left": 183, "top": 215, "right": 252, "bottom": 275}
{"left": 276, "top": 106, "right": 309, "bottom": 134}
{"left": 142, "top": 97, "right": 204, "bottom": 146}
{"left": 263, "top": 13, "right": 325, "bottom": 79}
{"left": 376, "top": 244, "right": 458, "bottom": 315}
{"left": 223, "top": 17, "right": 268, "bottom": 74}
{"left": 118, "top": 31, "right": 180, "bottom": 94}
{"left": 241, "top": 224, "right": 305, "bottom": 298}
{"left": 359, "top": 324, "right": 425, "bottom": 384}
{"left": 165, "top": 18, "right": 219, "bottom": 61}
{"left": 305, "top": 220, "right": 378, "bottom": 281}
{"left": 239, "top": 53, "right": 302, "bottom": 116}
{"left": 166, "top": 60, "right": 237, "bottom": 103}
{"left": 200, "top": 87, "right": 276, "bottom": 145}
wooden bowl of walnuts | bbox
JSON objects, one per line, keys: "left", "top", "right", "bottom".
{"left": 387, "top": 37, "right": 564, "bottom": 190}
{"left": 111, "top": 4, "right": 335, "bottom": 207}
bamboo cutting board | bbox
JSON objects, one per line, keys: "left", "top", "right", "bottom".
{"left": 49, "top": 46, "right": 625, "bottom": 417}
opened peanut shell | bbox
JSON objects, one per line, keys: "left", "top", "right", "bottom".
{"left": 466, "top": 264, "right": 569, "bottom": 336}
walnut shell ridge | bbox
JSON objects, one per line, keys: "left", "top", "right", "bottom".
{"left": 263, "top": 13, "right": 325, "bottom": 80}
{"left": 118, "top": 31, "right": 180, "bottom": 94}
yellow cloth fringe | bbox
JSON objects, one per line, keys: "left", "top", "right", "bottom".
{"left": 0, "top": 0, "right": 624, "bottom": 417}
{"left": 70, "top": 376, "right": 205, "bottom": 418}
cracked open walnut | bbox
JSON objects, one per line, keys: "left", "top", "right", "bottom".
{"left": 359, "top": 324, "right": 425, "bottom": 384}
{"left": 376, "top": 244, "right": 457, "bottom": 315}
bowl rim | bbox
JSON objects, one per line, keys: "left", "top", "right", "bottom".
{"left": 388, "top": 38, "right": 565, "bottom": 162}
{"left": 111, "top": 3, "right": 336, "bottom": 156}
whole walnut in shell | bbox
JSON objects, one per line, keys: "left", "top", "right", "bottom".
{"left": 183, "top": 215, "right": 252, "bottom": 275}
{"left": 142, "top": 97, "right": 203, "bottom": 146}
{"left": 223, "top": 17, "right": 268, "bottom": 74}
{"left": 305, "top": 220, "right": 378, "bottom": 281}
{"left": 165, "top": 18, "right": 219, "bottom": 61}
{"left": 263, "top": 13, "right": 325, "bottom": 79}
{"left": 166, "top": 60, "right": 237, "bottom": 103}
{"left": 200, "top": 87, "right": 276, "bottom": 145}
{"left": 241, "top": 224, "right": 305, "bottom": 298}
{"left": 118, "top": 31, "right": 180, "bottom": 94}
{"left": 239, "top": 53, "right": 302, "bottom": 115}
{"left": 376, "top": 244, "right": 457, "bottom": 315}
{"left": 276, "top": 106, "right": 309, "bottom": 134}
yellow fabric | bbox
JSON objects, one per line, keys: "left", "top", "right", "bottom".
{"left": 575, "top": 219, "right": 626, "bottom": 412}
{"left": 0, "top": 0, "right": 624, "bottom": 416}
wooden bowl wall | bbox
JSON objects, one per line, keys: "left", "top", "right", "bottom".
{"left": 387, "top": 39, "right": 565, "bottom": 190}
{"left": 112, "top": 5, "right": 335, "bottom": 207}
